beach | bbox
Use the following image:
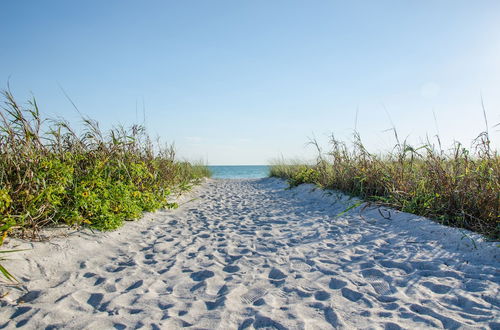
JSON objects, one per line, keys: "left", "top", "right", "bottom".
{"left": 1, "top": 178, "right": 499, "bottom": 329}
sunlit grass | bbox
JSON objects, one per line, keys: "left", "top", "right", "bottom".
{"left": 271, "top": 132, "right": 499, "bottom": 239}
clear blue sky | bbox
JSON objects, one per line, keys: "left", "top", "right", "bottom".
{"left": 1, "top": 1, "right": 499, "bottom": 164}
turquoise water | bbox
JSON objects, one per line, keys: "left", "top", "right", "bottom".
{"left": 208, "top": 165, "right": 270, "bottom": 179}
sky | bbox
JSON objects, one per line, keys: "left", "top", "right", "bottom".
{"left": 1, "top": 1, "right": 499, "bottom": 165}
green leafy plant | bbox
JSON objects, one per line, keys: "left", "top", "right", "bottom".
{"left": 287, "top": 167, "right": 320, "bottom": 187}
{"left": 0, "top": 89, "right": 210, "bottom": 241}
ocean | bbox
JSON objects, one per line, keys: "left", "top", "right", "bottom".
{"left": 208, "top": 165, "right": 270, "bottom": 179}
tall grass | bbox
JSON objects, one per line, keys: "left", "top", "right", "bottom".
{"left": 0, "top": 89, "right": 210, "bottom": 244}
{"left": 271, "top": 131, "right": 499, "bottom": 239}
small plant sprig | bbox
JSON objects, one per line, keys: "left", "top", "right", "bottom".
{"left": 0, "top": 249, "right": 27, "bottom": 282}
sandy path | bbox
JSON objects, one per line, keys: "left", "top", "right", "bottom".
{"left": 1, "top": 178, "right": 499, "bottom": 329}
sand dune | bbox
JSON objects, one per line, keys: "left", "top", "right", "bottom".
{"left": 1, "top": 178, "right": 499, "bottom": 329}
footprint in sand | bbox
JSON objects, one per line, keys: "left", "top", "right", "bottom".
{"left": 421, "top": 281, "right": 452, "bottom": 294}
{"left": 241, "top": 288, "right": 267, "bottom": 305}
{"left": 223, "top": 265, "right": 240, "bottom": 273}
{"left": 10, "top": 306, "right": 32, "bottom": 319}
{"left": 341, "top": 287, "right": 363, "bottom": 302}
{"left": 361, "top": 268, "right": 394, "bottom": 296}
{"left": 324, "top": 307, "right": 343, "bottom": 328}
{"left": 205, "top": 296, "right": 226, "bottom": 310}
{"left": 238, "top": 318, "right": 254, "bottom": 330}
{"left": 268, "top": 268, "right": 287, "bottom": 286}
{"left": 253, "top": 315, "right": 287, "bottom": 330}
{"left": 86, "top": 293, "right": 103, "bottom": 308}
{"left": 268, "top": 268, "right": 286, "bottom": 280}
{"left": 190, "top": 270, "right": 215, "bottom": 281}
{"left": 125, "top": 280, "right": 144, "bottom": 291}
{"left": 190, "top": 281, "right": 206, "bottom": 292}
{"left": 314, "top": 290, "right": 330, "bottom": 301}
{"left": 329, "top": 278, "right": 347, "bottom": 290}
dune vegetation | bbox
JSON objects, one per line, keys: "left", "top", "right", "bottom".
{"left": 271, "top": 131, "right": 499, "bottom": 240}
{"left": 0, "top": 89, "right": 210, "bottom": 245}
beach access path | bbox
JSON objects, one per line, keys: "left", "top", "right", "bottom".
{"left": 1, "top": 178, "right": 499, "bottom": 329}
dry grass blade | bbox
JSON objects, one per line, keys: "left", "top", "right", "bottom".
{"left": 0, "top": 249, "right": 28, "bottom": 282}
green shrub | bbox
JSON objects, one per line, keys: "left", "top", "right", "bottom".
{"left": 0, "top": 89, "right": 209, "bottom": 240}
{"left": 288, "top": 166, "right": 320, "bottom": 187}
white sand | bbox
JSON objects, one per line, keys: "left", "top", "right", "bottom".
{"left": 1, "top": 178, "right": 499, "bottom": 329}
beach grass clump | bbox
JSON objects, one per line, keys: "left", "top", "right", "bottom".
{"left": 0, "top": 89, "right": 210, "bottom": 242}
{"left": 270, "top": 164, "right": 319, "bottom": 188}
{"left": 271, "top": 132, "right": 499, "bottom": 239}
